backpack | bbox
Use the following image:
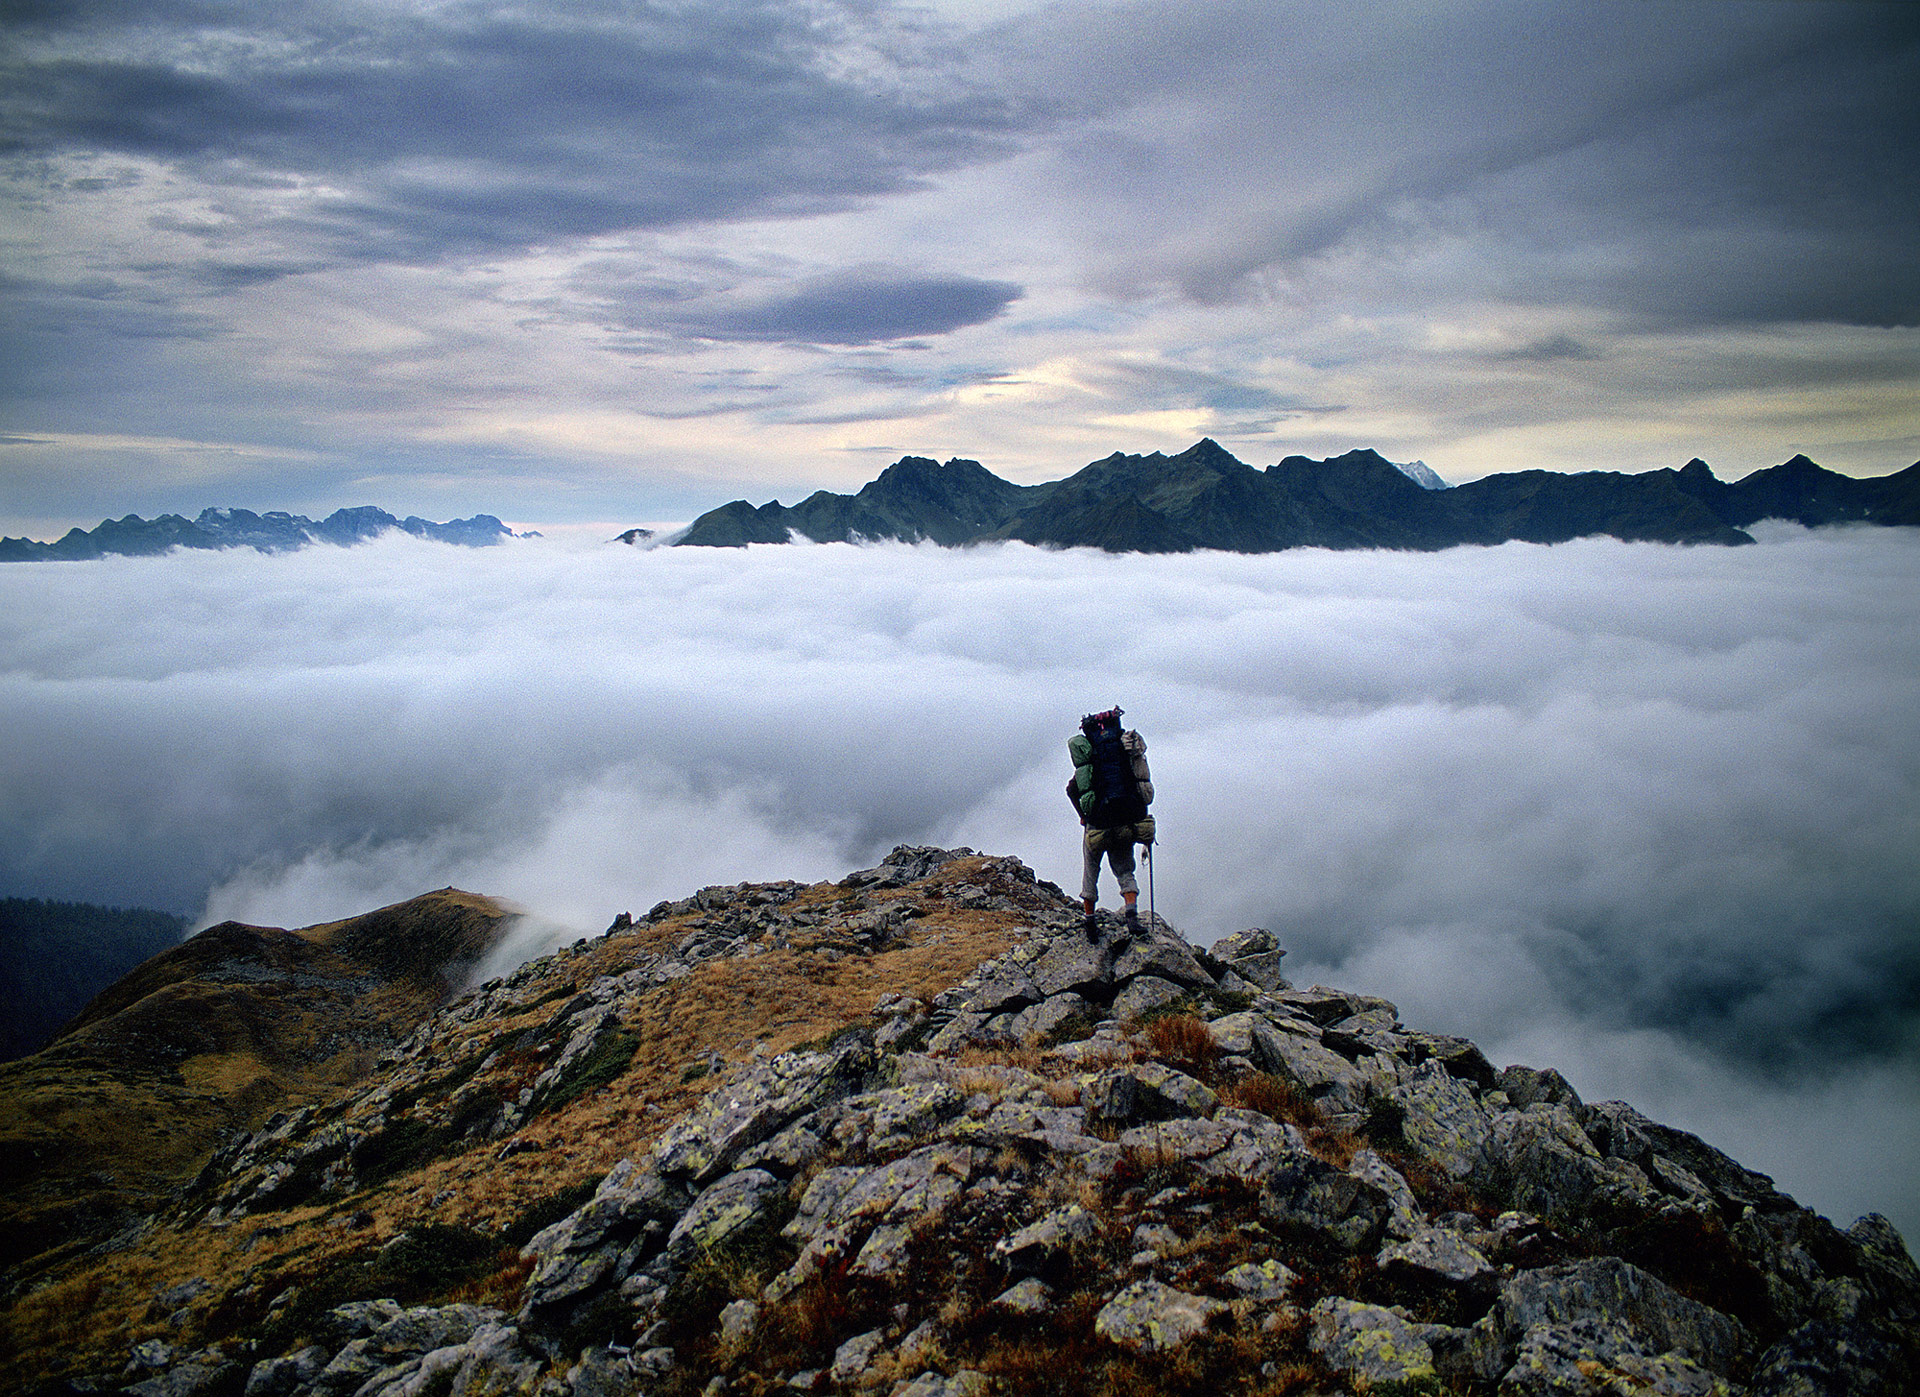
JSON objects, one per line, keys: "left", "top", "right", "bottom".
{"left": 1070, "top": 709, "right": 1148, "bottom": 828}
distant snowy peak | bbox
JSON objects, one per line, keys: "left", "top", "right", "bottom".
{"left": 1394, "top": 459, "right": 1450, "bottom": 489}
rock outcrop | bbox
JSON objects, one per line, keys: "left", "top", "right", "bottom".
{"left": 5, "top": 848, "right": 1915, "bottom": 1396}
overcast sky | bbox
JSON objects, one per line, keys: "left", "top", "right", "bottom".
{"left": 3, "top": 0, "right": 1917, "bottom": 536}
{"left": 2, "top": 527, "right": 1915, "bottom": 1237}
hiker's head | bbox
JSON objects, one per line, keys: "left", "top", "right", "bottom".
{"left": 1081, "top": 707, "right": 1123, "bottom": 736}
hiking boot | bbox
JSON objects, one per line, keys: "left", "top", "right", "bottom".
{"left": 1082, "top": 913, "right": 1099, "bottom": 941}
{"left": 1124, "top": 905, "right": 1141, "bottom": 934}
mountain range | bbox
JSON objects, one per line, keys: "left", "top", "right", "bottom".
{"left": 0, "top": 507, "right": 525, "bottom": 562}
{"left": 4, "top": 848, "right": 1914, "bottom": 1395}
{"left": 675, "top": 441, "right": 1920, "bottom": 552}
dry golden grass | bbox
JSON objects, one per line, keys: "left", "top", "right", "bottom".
{"left": 1138, "top": 1013, "right": 1221, "bottom": 1076}
{"left": 444, "top": 1251, "right": 535, "bottom": 1308}
{"left": 4, "top": 887, "right": 1034, "bottom": 1383}
{"left": 1218, "top": 1072, "right": 1321, "bottom": 1128}
{"left": 1305, "top": 1124, "right": 1363, "bottom": 1170}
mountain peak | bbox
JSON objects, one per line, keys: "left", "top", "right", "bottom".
{"left": 8, "top": 849, "right": 1916, "bottom": 1394}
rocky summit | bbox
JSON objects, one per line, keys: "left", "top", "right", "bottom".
{"left": 4, "top": 849, "right": 1915, "bottom": 1397}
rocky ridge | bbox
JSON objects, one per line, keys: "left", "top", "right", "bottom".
{"left": 0, "top": 507, "right": 526, "bottom": 562}
{"left": 7, "top": 849, "right": 1916, "bottom": 1396}
{"left": 674, "top": 440, "right": 1920, "bottom": 554}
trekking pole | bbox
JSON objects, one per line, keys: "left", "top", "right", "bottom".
{"left": 1147, "top": 842, "right": 1155, "bottom": 929}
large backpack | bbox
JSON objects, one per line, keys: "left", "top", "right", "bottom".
{"left": 1070, "top": 710, "right": 1148, "bottom": 828}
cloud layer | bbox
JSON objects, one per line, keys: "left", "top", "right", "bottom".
{"left": 2, "top": 529, "right": 1916, "bottom": 1237}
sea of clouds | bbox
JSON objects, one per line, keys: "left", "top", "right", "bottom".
{"left": 2, "top": 526, "right": 1916, "bottom": 1239}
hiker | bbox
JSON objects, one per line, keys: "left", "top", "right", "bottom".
{"left": 1068, "top": 707, "right": 1155, "bottom": 941}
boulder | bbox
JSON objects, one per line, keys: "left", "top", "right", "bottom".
{"left": 1223, "top": 950, "right": 1290, "bottom": 992}
{"left": 1491, "top": 1102, "right": 1656, "bottom": 1226}
{"left": 1261, "top": 1157, "right": 1391, "bottom": 1251}
{"left": 1378, "top": 1225, "right": 1495, "bottom": 1287}
{"left": 1273, "top": 987, "right": 1397, "bottom": 1026}
{"left": 1111, "top": 976, "right": 1187, "bottom": 1022}
{"left": 1094, "top": 1279, "right": 1226, "bottom": 1352}
{"left": 1112, "top": 933, "right": 1216, "bottom": 990}
{"left": 1026, "top": 935, "right": 1115, "bottom": 999}
{"left": 969, "top": 971, "right": 1041, "bottom": 1015}
{"left": 891, "top": 1372, "right": 992, "bottom": 1397}
{"left": 653, "top": 1040, "right": 875, "bottom": 1184}
{"left": 829, "top": 1329, "right": 886, "bottom": 1387}
{"left": 1221, "top": 1259, "right": 1298, "bottom": 1302}
{"left": 1348, "top": 1148, "right": 1424, "bottom": 1239}
{"left": 1389, "top": 1059, "right": 1495, "bottom": 1178}
{"left": 859, "top": 1081, "right": 968, "bottom": 1150}
{"left": 1261, "top": 1025, "right": 1370, "bottom": 1114}
{"left": 1308, "top": 1297, "right": 1443, "bottom": 1387}
{"left": 1006, "top": 993, "right": 1090, "bottom": 1046}
{"left": 1210, "top": 929, "right": 1277, "bottom": 961}
{"left": 1082, "top": 1063, "right": 1216, "bottom": 1123}
{"left": 1401, "top": 1030, "right": 1497, "bottom": 1091}
{"left": 1494, "top": 1258, "right": 1748, "bottom": 1377}
{"left": 1748, "top": 1317, "right": 1920, "bottom": 1397}
{"left": 995, "top": 1204, "right": 1100, "bottom": 1273}
{"left": 990, "top": 1278, "right": 1054, "bottom": 1315}
{"left": 664, "top": 1168, "right": 786, "bottom": 1259}
{"left": 1206, "top": 1012, "right": 1284, "bottom": 1073}
{"left": 1497, "top": 1064, "right": 1583, "bottom": 1112}
{"left": 1499, "top": 1317, "right": 1739, "bottom": 1397}
{"left": 243, "top": 1347, "right": 327, "bottom": 1397}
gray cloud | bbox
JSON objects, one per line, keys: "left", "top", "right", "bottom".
{"left": 1, "top": 528, "right": 1916, "bottom": 1236}
{"left": 1, "top": 1, "right": 1024, "bottom": 264}
{"left": 687, "top": 272, "right": 1022, "bottom": 345}
{"left": 1003, "top": 1, "right": 1920, "bottom": 328}
{"left": 1498, "top": 335, "right": 1600, "bottom": 363}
